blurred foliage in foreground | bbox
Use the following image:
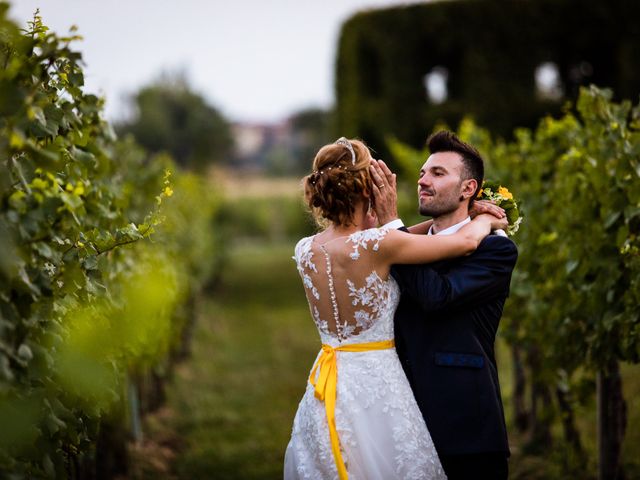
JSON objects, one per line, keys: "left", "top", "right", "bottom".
{"left": 389, "top": 86, "right": 640, "bottom": 478}
{"left": 0, "top": 6, "right": 224, "bottom": 477}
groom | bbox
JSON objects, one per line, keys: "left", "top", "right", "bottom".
{"left": 371, "top": 131, "right": 518, "bottom": 479}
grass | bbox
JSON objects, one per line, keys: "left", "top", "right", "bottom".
{"left": 212, "top": 168, "right": 303, "bottom": 199}
{"left": 164, "top": 242, "right": 317, "bottom": 479}
{"left": 132, "top": 238, "right": 640, "bottom": 479}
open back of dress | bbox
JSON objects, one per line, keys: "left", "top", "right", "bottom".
{"left": 293, "top": 228, "right": 397, "bottom": 346}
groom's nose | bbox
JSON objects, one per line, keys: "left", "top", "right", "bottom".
{"left": 418, "top": 172, "right": 430, "bottom": 187}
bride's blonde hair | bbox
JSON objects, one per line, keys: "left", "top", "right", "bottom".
{"left": 303, "top": 138, "right": 373, "bottom": 227}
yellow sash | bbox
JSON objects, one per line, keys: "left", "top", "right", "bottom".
{"left": 308, "top": 339, "right": 395, "bottom": 480}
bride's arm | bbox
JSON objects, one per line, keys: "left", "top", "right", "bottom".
{"left": 407, "top": 219, "right": 433, "bottom": 234}
{"left": 382, "top": 214, "right": 507, "bottom": 265}
{"left": 407, "top": 201, "right": 505, "bottom": 234}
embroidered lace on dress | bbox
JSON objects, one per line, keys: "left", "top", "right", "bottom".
{"left": 284, "top": 227, "right": 446, "bottom": 480}
{"left": 292, "top": 227, "right": 399, "bottom": 344}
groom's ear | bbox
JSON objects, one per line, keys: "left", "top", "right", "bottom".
{"left": 460, "top": 178, "right": 478, "bottom": 202}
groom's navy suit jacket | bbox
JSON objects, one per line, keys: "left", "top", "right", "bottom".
{"left": 391, "top": 233, "right": 517, "bottom": 457}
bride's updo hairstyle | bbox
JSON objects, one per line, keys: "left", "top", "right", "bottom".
{"left": 303, "top": 138, "right": 373, "bottom": 227}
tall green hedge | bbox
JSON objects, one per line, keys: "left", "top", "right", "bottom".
{"left": 335, "top": 0, "right": 640, "bottom": 160}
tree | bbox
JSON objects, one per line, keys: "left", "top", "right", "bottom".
{"left": 288, "top": 107, "right": 333, "bottom": 174}
{"left": 118, "top": 73, "right": 232, "bottom": 171}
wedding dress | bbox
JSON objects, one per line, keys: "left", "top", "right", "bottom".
{"left": 284, "top": 227, "right": 446, "bottom": 480}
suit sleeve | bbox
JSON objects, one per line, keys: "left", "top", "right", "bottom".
{"left": 391, "top": 236, "right": 518, "bottom": 313}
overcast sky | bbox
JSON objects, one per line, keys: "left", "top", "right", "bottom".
{"left": 10, "top": 0, "right": 422, "bottom": 123}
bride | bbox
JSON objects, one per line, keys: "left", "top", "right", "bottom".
{"left": 283, "top": 138, "right": 507, "bottom": 480}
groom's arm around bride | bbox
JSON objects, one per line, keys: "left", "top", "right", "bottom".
{"left": 371, "top": 131, "right": 518, "bottom": 480}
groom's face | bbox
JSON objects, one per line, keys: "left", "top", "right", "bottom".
{"left": 417, "top": 151, "right": 466, "bottom": 217}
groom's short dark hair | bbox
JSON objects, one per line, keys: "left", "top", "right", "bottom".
{"left": 427, "top": 130, "right": 484, "bottom": 206}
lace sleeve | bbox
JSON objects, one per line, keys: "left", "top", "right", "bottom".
{"left": 294, "top": 236, "right": 320, "bottom": 300}
{"left": 347, "top": 227, "right": 390, "bottom": 260}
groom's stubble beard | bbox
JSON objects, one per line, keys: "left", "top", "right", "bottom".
{"left": 418, "top": 182, "right": 465, "bottom": 218}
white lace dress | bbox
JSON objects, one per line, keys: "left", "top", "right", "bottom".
{"left": 284, "top": 227, "right": 446, "bottom": 480}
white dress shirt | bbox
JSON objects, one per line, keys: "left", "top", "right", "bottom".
{"left": 427, "top": 217, "right": 471, "bottom": 235}
{"left": 383, "top": 216, "right": 507, "bottom": 237}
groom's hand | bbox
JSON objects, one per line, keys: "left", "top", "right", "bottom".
{"left": 369, "top": 159, "right": 398, "bottom": 225}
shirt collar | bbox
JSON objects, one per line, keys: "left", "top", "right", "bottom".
{"left": 428, "top": 216, "right": 471, "bottom": 236}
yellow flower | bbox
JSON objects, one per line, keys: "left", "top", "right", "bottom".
{"left": 498, "top": 186, "right": 513, "bottom": 200}
{"left": 74, "top": 184, "right": 85, "bottom": 196}
{"left": 477, "top": 188, "right": 484, "bottom": 198}
{"left": 163, "top": 186, "right": 174, "bottom": 197}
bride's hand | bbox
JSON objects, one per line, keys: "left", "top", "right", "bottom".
{"left": 369, "top": 159, "right": 398, "bottom": 225}
{"left": 475, "top": 213, "right": 508, "bottom": 232}
{"left": 470, "top": 199, "right": 505, "bottom": 219}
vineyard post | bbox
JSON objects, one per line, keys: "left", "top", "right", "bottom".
{"left": 597, "top": 360, "right": 627, "bottom": 480}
